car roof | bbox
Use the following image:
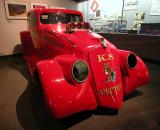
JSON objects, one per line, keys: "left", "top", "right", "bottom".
{"left": 29, "top": 8, "right": 83, "bottom": 16}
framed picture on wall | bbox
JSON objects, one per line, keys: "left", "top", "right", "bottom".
{"left": 4, "top": 1, "right": 29, "bottom": 20}
{"left": 31, "top": 3, "right": 47, "bottom": 9}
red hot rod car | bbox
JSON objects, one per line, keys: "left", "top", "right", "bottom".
{"left": 20, "top": 8, "right": 149, "bottom": 119}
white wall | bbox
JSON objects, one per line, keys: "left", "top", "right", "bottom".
{"left": 0, "top": 0, "right": 77, "bottom": 56}
{"left": 86, "top": 0, "right": 123, "bottom": 18}
{"left": 98, "top": 0, "right": 123, "bottom": 17}
{"left": 77, "top": 1, "right": 89, "bottom": 21}
{"left": 86, "top": 0, "right": 123, "bottom": 30}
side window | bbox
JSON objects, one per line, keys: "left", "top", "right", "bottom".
{"left": 27, "top": 12, "right": 38, "bottom": 27}
{"left": 40, "top": 13, "right": 50, "bottom": 24}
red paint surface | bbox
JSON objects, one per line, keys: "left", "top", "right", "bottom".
{"left": 20, "top": 8, "right": 149, "bottom": 118}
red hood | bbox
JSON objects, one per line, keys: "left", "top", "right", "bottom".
{"left": 40, "top": 24, "right": 113, "bottom": 51}
{"left": 62, "top": 30, "right": 102, "bottom": 50}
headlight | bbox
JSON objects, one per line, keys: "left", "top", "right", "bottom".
{"left": 72, "top": 61, "right": 89, "bottom": 82}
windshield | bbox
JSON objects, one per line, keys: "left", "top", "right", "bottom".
{"left": 40, "top": 13, "right": 83, "bottom": 24}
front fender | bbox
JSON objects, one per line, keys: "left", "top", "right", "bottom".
{"left": 118, "top": 50, "right": 150, "bottom": 95}
{"left": 36, "top": 55, "right": 97, "bottom": 118}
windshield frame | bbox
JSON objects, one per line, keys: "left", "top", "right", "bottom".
{"left": 40, "top": 12, "right": 83, "bottom": 24}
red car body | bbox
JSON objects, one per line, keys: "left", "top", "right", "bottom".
{"left": 20, "top": 8, "right": 149, "bottom": 119}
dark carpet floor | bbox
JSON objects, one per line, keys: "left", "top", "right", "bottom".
{"left": 0, "top": 56, "right": 160, "bottom": 130}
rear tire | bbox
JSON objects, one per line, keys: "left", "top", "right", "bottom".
{"left": 31, "top": 71, "right": 54, "bottom": 129}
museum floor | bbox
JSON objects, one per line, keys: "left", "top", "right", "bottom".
{"left": 0, "top": 55, "right": 160, "bottom": 130}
